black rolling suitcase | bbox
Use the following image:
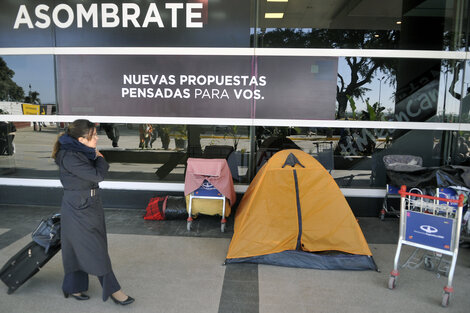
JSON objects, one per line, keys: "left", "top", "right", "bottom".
{"left": 0, "top": 241, "right": 61, "bottom": 294}
{"left": 0, "top": 214, "right": 61, "bottom": 294}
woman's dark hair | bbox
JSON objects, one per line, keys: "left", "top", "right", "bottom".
{"left": 52, "top": 119, "right": 96, "bottom": 159}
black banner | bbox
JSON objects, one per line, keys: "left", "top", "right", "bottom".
{"left": 0, "top": 0, "right": 250, "bottom": 47}
{"left": 56, "top": 55, "right": 337, "bottom": 119}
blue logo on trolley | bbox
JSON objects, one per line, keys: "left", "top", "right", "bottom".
{"left": 420, "top": 225, "right": 438, "bottom": 234}
{"left": 405, "top": 211, "right": 453, "bottom": 250}
{"left": 194, "top": 180, "right": 222, "bottom": 197}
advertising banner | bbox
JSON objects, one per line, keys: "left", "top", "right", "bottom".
{"left": 405, "top": 211, "right": 453, "bottom": 251}
{"left": 56, "top": 55, "right": 337, "bottom": 119}
{"left": 21, "top": 103, "right": 40, "bottom": 115}
{"left": 0, "top": 0, "right": 250, "bottom": 47}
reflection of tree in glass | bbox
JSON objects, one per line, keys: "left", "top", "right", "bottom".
{"left": 0, "top": 57, "right": 25, "bottom": 101}
{"left": 258, "top": 29, "right": 398, "bottom": 119}
{"left": 0, "top": 57, "right": 42, "bottom": 104}
{"left": 447, "top": 60, "right": 470, "bottom": 121}
{"left": 360, "top": 100, "right": 385, "bottom": 122}
{"left": 24, "top": 89, "right": 41, "bottom": 105}
{"left": 223, "top": 126, "right": 243, "bottom": 151}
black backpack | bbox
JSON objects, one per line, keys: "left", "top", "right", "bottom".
{"left": 31, "top": 214, "right": 61, "bottom": 253}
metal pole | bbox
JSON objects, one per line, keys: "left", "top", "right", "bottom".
{"left": 378, "top": 76, "right": 384, "bottom": 105}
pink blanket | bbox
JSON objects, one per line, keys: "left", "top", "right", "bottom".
{"left": 184, "top": 158, "right": 236, "bottom": 205}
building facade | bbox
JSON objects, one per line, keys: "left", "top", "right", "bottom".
{"left": 0, "top": 0, "right": 469, "bottom": 216}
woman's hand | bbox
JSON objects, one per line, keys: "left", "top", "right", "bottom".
{"left": 96, "top": 149, "right": 104, "bottom": 158}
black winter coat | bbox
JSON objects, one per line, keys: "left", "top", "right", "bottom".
{"left": 56, "top": 149, "right": 112, "bottom": 276}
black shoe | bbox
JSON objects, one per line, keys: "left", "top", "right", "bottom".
{"left": 110, "top": 295, "right": 135, "bottom": 305}
{"left": 63, "top": 291, "right": 90, "bottom": 300}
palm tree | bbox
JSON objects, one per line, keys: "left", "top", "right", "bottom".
{"left": 24, "top": 90, "right": 41, "bottom": 104}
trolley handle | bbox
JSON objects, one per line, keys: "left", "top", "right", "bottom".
{"left": 398, "top": 185, "right": 464, "bottom": 207}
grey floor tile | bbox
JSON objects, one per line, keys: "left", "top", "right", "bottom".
{"left": 2, "top": 204, "right": 469, "bottom": 313}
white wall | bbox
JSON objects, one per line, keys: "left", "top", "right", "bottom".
{"left": 0, "top": 101, "right": 23, "bottom": 115}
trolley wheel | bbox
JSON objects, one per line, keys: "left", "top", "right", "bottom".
{"left": 441, "top": 292, "right": 450, "bottom": 307}
{"left": 424, "top": 256, "right": 434, "bottom": 271}
{"left": 380, "top": 201, "right": 387, "bottom": 221}
{"left": 388, "top": 276, "right": 397, "bottom": 290}
{"left": 221, "top": 223, "right": 226, "bottom": 233}
{"left": 187, "top": 220, "right": 192, "bottom": 231}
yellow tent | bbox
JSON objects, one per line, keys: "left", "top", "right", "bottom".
{"left": 225, "top": 149, "right": 376, "bottom": 270}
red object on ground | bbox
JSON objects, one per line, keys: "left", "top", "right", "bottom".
{"left": 143, "top": 196, "right": 168, "bottom": 220}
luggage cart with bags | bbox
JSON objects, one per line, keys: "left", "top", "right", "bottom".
{"left": 184, "top": 158, "right": 236, "bottom": 232}
{"left": 381, "top": 155, "right": 425, "bottom": 220}
{"left": 187, "top": 180, "right": 228, "bottom": 232}
{"left": 380, "top": 154, "right": 470, "bottom": 221}
{"left": 388, "top": 185, "right": 464, "bottom": 307}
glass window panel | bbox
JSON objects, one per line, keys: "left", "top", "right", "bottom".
{"left": 1, "top": 123, "right": 457, "bottom": 190}
{"left": 0, "top": 123, "right": 252, "bottom": 184}
{"left": 255, "top": 0, "right": 468, "bottom": 51}
{"left": 98, "top": 123, "right": 251, "bottom": 183}
{"left": 0, "top": 2, "right": 55, "bottom": 48}
{"left": 0, "top": 55, "right": 56, "bottom": 107}
{"left": 0, "top": 122, "right": 59, "bottom": 178}
{"left": 459, "top": 60, "right": 470, "bottom": 122}
{"left": 450, "top": 130, "right": 470, "bottom": 165}
{"left": 247, "top": 55, "right": 466, "bottom": 122}
{"left": 254, "top": 126, "right": 447, "bottom": 188}
{"left": 1, "top": 1, "right": 252, "bottom": 48}
{"left": 0, "top": 55, "right": 57, "bottom": 178}
{"left": 335, "top": 57, "right": 467, "bottom": 123}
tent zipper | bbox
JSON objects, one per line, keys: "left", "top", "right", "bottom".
{"left": 293, "top": 169, "right": 302, "bottom": 250}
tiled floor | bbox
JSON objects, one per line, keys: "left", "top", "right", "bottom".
{"left": 0, "top": 204, "right": 469, "bottom": 313}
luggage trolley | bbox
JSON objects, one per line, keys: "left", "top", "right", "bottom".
{"left": 381, "top": 155, "right": 424, "bottom": 220}
{"left": 187, "top": 180, "right": 227, "bottom": 232}
{"left": 388, "top": 185, "right": 464, "bottom": 307}
{"left": 184, "top": 158, "right": 235, "bottom": 233}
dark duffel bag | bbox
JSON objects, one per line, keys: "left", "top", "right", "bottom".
{"left": 32, "top": 214, "right": 61, "bottom": 253}
{"left": 0, "top": 241, "right": 61, "bottom": 294}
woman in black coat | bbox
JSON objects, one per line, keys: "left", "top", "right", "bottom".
{"left": 52, "top": 119, "right": 134, "bottom": 305}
